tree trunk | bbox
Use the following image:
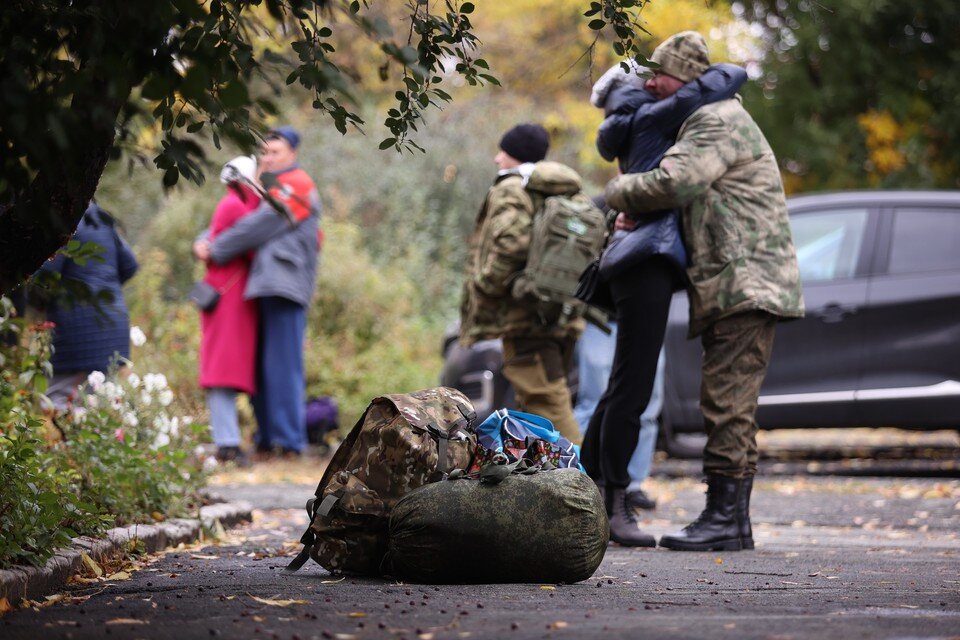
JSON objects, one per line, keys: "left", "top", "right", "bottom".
{"left": 0, "top": 95, "right": 125, "bottom": 296}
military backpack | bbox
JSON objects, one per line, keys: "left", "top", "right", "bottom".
{"left": 513, "top": 162, "right": 608, "bottom": 324}
{"left": 285, "top": 387, "right": 478, "bottom": 576}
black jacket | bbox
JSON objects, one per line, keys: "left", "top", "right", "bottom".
{"left": 596, "top": 63, "right": 748, "bottom": 175}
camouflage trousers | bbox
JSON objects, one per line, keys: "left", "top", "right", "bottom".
{"left": 501, "top": 335, "right": 582, "bottom": 445}
{"left": 700, "top": 311, "right": 777, "bottom": 478}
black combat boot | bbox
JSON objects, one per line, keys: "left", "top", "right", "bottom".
{"left": 738, "top": 476, "right": 753, "bottom": 545}
{"left": 658, "top": 475, "right": 754, "bottom": 551}
{"left": 606, "top": 487, "right": 656, "bottom": 547}
{"left": 625, "top": 487, "right": 657, "bottom": 510}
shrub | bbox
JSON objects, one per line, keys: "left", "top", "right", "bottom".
{"left": 0, "top": 297, "right": 209, "bottom": 568}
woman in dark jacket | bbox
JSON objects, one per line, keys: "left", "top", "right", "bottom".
{"left": 580, "top": 61, "right": 747, "bottom": 546}
{"left": 38, "top": 202, "right": 139, "bottom": 408}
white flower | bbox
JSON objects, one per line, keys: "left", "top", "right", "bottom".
{"left": 103, "top": 381, "right": 122, "bottom": 401}
{"left": 159, "top": 389, "right": 174, "bottom": 407}
{"left": 194, "top": 445, "right": 206, "bottom": 458}
{"left": 153, "top": 414, "right": 170, "bottom": 433}
{"left": 130, "top": 326, "right": 146, "bottom": 347}
{"left": 153, "top": 431, "right": 171, "bottom": 449}
{"left": 169, "top": 417, "right": 180, "bottom": 436}
{"left": 123, "top": 412, "right": 139, "bottom": 427}
{"left": 87, "top": 371, "right": 106, "bottom": 390}
{"left": 85, "top": 394, "right": 100, "bottom": 409}
{"left": 127, "top": 373, "right": 141, "bottom": 388}
{"left": 140, "top": 390, "right": 153, "bottom": 406}
{"left": 143, "top": 373, "right": 168, "bottom": 392}
{"left": 72, "top": 407, "right": 88, "bottom": 422}
{"left": 202, "top": 456, "right": 219, "bottom": 473}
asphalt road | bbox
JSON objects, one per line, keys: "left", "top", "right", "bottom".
{"left": 4, "top": 463, "right": 958, "bottom": 640}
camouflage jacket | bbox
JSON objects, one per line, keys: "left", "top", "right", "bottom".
{"left": 459, "top": 165, "right": 584, "bottom": 346}
{"left": 604, "top": 97, "right": 804, "bottom": 336}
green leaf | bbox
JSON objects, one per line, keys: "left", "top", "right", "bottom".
{"left": 379, "top": 137, "right": 397, "bottom": 150}
{"left": 461, "top": 2, "right": 475, "bottom": 13}
{"left": 219, "top": 80, "right": 249, "bottom": 108}
{"left": 163, "top": 167, "right": 180, "bottom": 187}
{"left": 588, "top": 19, "right": 606, "bottom": 30}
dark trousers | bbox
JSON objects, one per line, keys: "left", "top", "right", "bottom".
{"left": 252, "top": 296, "right": 307, "bottom": 452}
{"left": 701, "top": 310, "right": 777, "bottom": 478}
{"left": 581, "top": 256, "right": 679, "bottom": 489}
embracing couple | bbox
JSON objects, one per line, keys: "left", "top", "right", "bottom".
{"left": 580, "top": 31, "right": 805, "bottom": 550}
{"left": 193, "top": 126, "right": 321, "bottom": 464}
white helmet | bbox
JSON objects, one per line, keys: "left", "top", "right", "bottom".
{"left": 219, "top": 155, "right": 257, "bottom": 185}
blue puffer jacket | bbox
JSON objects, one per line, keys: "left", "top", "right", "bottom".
{"left": 595, "top": 64, "right": 748, "bottom": 279}
{"left": 39, "top": 204, "right": 139, "bottom": 374}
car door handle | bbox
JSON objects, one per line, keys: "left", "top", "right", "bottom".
{"left": 814, "top": 302, "right": 858, "bottom": 323}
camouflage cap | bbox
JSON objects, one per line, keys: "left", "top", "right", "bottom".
{"left": 650, "top": 31, "right": 710, "bottom": 83}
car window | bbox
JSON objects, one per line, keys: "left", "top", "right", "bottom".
{"left": 790, "top": 208, "right": 868, "bottom": 282}
{"left": 889, "top": 208, "right": 960, "bottom": 275}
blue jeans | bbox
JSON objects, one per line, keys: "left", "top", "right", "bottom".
{"left": 207, "top": 387, "right": 240, "bottom": 447}
{"left": 574, "top": 322, "right": 664, "bottom": 486}
{"left": 252, "top": 296, "right": 307, "bottom": 452}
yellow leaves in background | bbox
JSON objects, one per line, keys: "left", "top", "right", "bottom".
{"left": 641, "top": 0, "right": 741, "bottom": 62}
{"left": 857, "top": 110, "right": 906, "bottom": 175}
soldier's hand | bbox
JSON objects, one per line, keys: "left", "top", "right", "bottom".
{"left": 614, "top": 212, "right": 637, "bottom": 232}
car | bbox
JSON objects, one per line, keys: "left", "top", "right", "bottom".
{"left": 440, "top": 329, "right": 578, "bottom": 420}
{"left": 442, "top": 191, "right": 960, "bottom": 455}
{"left": 660, "top": 190, "right": 960, "bottom": 451}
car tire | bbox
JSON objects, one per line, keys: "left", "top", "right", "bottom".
{"left": 657, "top": 412, "right": 706, "bottom": 459}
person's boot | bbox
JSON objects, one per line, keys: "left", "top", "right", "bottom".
{"left": 625, "top": 487, "right": 657, "bottom": 511}
{"left": 658, "top": 474, "right": 754, "bottom": 551}
{"left": 606, "top": 487, "right": 656, "bottom": 547}
{"left": 738, "top": 476, "right": 754, "bottom": 547}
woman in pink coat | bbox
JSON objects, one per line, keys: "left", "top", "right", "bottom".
{"left": 199, "top": 156, "right": 261, "bottom": 464}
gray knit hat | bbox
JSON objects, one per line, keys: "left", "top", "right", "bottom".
{"left": 650, "top": 31, "right": 710, "bottom": 83}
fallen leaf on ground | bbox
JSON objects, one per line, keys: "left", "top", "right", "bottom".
{"left": 321, "top": 576, "right": 346, "bottom": 584}
{"left": 250, "top": 595, "right": 309, "bottom": 607}
{"left": 347, "top": 612, "right": 366, "bottom": 618}
{"left": 549, "top": 621, "right": 569, "bottom": 629}
{"left": 252, "top": 615, "right": 266, "bottom": 622}
{"left": 714, "top": 558, "right": 723, "bottom": 565}
{"left": 0, "top": 597, "right": 14, "bottom": 615}
{"left": 80, "top": 552, "right": 103, "bottom": 577}
{"left": 539, "top": 586, "right": 556, "bottom": 591}
{"left": 105, "top": 571, "right": 131, "bottom": 581}
{"left": 191, "top": 554, "right": 219, "bottom": 560}
{"left": 106, "top": 618, "right": 148, "bottom": 625}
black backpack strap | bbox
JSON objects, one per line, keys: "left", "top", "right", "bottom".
{"left": 437, "top": 436, "right": 449, "bottom": 475}
{"left": 284, "top": 544, "right": 313, "bottom": 573}
{"left": 284, "top": 491, "right": 343, "bottom": 574}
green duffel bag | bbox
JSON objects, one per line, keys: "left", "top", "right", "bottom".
{"left": 384, "top": 466, "right": 609, "bottom": 584}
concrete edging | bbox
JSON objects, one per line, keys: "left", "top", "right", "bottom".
{"left": 0, "top": 501, "right": 252, "bottom": 606}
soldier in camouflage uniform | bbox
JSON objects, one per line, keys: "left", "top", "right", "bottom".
{"left": 604, "top": 31, "right": 804, "bottom": 551}
{"left": 459, "top": 123, "right": 584, "bottom": 444}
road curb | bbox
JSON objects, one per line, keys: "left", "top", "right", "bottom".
{"left": 0, "top": 500, "right": 252, "bottom": 607}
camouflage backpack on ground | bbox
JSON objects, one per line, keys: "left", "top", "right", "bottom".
{"left": 512, "top": 161, "right": 608, "bottom": 324}
{"left": 285, "top": 387, "right": 478, "bottom": 576}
